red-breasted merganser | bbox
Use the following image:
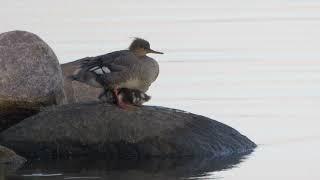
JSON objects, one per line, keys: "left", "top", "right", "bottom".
{"left": 72, "top": 38, "right": 163, "bottom": 109}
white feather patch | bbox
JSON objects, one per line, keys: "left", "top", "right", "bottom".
{"left": 102, "top": 66, "right": 111, "bottom": 73}
{"left": 92, "top": 66, "right": 111, "bottom": 74}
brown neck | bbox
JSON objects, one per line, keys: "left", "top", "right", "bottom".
{"left": 132, "top": 48, "right": 147, "bottom": 57}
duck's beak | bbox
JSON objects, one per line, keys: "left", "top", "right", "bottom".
{"left": 147, "top": 48, "right": 164, "bottom": 54}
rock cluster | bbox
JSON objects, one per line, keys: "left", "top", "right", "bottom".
{"left": 0, "top": 30, "right": 256, "bottom": 163}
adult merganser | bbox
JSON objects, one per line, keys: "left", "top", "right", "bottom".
{"left": 72, "top": 38, "right": 163, "bottom": 109}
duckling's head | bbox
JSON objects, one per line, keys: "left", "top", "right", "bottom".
{"left": 129, "top": 38, "right": 163, "bottom": 57}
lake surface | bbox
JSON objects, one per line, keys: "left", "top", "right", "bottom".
{"left": 1, "top": 0, "right": 320, "bottom": 179}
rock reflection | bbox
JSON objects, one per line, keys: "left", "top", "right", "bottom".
{"left": 5, "top": 152, "right": 252, "bottom": 180}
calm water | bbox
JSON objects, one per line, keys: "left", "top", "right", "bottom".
{"left": 1, "top": 0, "right": 320, "bottom": 179}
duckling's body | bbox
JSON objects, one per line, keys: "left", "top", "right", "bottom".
{"left": 99, "top": 88, "right": 151, "bottom": 106}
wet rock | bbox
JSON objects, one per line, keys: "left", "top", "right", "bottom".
{"left": 0, "top": 30, "right": 66, "bottom": 131}
{"left": 0, "top": 102, "right": 256, "bottom": 159}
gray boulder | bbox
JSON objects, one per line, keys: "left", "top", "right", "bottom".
{"left": 0, "top": 30, "right": 66, "bottom": 131}
{"left": 0, "top": 102, "right": 256, "bottom": 159}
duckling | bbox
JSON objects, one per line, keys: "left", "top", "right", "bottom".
{"left": 98, "top": 88, "right": 151, "bottom": 107}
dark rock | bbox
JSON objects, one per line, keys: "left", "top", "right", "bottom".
{"left": 0, "top": 30, "right": 66, "bottom": 131}
{"left": 0, "top": 102, "right": 256, "bottom": 159}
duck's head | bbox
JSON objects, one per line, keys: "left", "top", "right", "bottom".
{"left": 129, "top": 38, "right": 163, "bottom": 57}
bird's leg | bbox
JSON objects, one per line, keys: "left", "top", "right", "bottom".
{"left": 98, "top": 88, "right": 112, "bottom": 102}
{"left": 113, "top": 87, "right": 131, "bottom": 109}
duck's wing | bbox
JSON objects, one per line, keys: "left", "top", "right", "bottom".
{"left": 96, "top": 53, "right": 139, "bottom": 87}
{"left": 81, "top": 50, "right": 131, "bottom": 72}
{"left": 74, "top": 51, "right": 139, "bottom": 88}
{"left": 71, "top": 50, "right": 130, "bottom": 86}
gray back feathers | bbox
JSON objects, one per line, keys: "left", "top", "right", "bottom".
{"left": 72, "top": 50, "right": 159, "bottom": 92}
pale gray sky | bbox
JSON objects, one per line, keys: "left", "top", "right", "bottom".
{"left": 1, "top": 0, "right": 320, "bottom": 63}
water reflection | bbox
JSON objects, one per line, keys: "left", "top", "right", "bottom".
{"left": 3, "top": 152, "right": 252, "bottom": 180}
